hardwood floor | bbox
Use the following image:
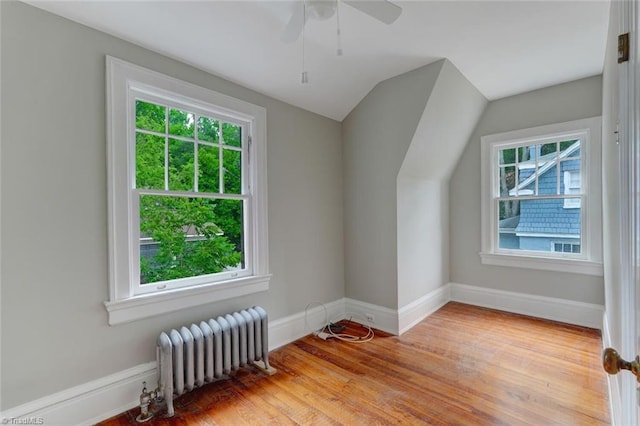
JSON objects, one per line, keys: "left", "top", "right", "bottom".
{"left": 99, "top": 302, "right": 610, "bottom": 425}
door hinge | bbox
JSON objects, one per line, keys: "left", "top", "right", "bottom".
{"left": 618, "top": 33, "right": 630, "bottom": 63}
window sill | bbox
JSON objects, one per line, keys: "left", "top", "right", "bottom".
{"left": 479, "top": 252, "right": 603, "bottom": 276}
{"left": 104, "top": 274, "right": 271, "bottom": 325}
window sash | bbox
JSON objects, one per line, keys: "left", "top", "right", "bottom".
{"left": 130, "top": 96, "right": 252, "bottom": 295}
{"left": 131, "top": 190, "right": 252, "bottom": 296}
{"left": 493, "top": 140, "right": 583, "bottom": 198}
{"left": 132, "top": 94, "right": 248, "bottom": 197}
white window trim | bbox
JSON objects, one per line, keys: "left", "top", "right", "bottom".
{"left": 104, "top": 57, "right": 270, "bottom": 325}
{"left": 563, "top": 170, "right": 581, "bottom": 209}
{"left": 479, "top": 116, "right": 603, "bottom": 276}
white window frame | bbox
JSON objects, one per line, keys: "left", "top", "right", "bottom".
{"left": 104, "top": 57, "right": 270, "bottom": 325}
{"left": 563, "top": 170, "right": 581, "bottom": 209}
{"left": 480, "top": 116, "right": 603, "bottom": 276}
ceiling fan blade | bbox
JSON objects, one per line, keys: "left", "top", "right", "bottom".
{"left": 281, "top": 2, "right": 306, "bottom": 43}
{"left": 343, "top": 0, "right": 402, "bottom": 24}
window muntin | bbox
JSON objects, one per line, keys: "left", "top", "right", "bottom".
{"left": 132, "top": 97, "right": 249, "bottom": 294}
{"left": 495, "top": 138, "right": 584, "bottom": 256}
{"left": 105, "top": 57, "right": 269, "bottom": 324}
{"left": 480, "top": 117, "right": 601, "bottom": 275}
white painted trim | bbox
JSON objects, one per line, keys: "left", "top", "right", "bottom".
{"left": 602, "top": 313, "right": 622, "bottom": 426}
{"left": 104, "top": 274, "right": 270, "bottom": 325}
{"left": 450, "top": 282, "right": 604, "bottom": 329}
{"left": 479, "top": 252, "right": 604, "bottom": 276}
{"left": 3, "top": 291, "right": 603, "bottom": 424}
{"left": 0, "top": 362, "right": 157, "bottom": 426}
{"left": 344, "top": 297, "right": 399, "bottom": 335}
{"left": 516, "top": 232, "right": 580, "bottom": 239}
{"left": 268, "top": 299, "right": 346, "bottom": 350}
{"left": 0, "top": 300, "right": 348, "bottom": 424}
{"left": 398, "top": 285, "right": 450, "bottom": 334}
{"left": 105, "top": 56, "right": 270, "bottom": 325}
{"left": 480, "top": 116, "right": 603, "bottom": 273}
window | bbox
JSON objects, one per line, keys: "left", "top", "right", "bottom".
{"left": 480, "top": 117, "right": 602, "bottom": 276}
{"left": 563, "top": 170, "right": 581, "bottom": 209}
{"left": 105, "top": 57, "right": 269, "bottom": 325}
{"left": 552, "top": 242, "right": 581, "bottom": 253}
{"left": 133, "top": 99, "right": 248, "bottom": 293}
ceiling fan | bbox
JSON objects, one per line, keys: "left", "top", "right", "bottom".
{"left": 281, "top": 0, "right": 402, "bottom": 43}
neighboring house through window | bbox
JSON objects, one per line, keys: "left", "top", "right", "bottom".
{"left": 480, "top": 117, "right": 602, "bottom": 276}
{"left": 105, "top": 57, "right": 269, "bottom": 325}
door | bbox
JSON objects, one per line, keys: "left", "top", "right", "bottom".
{"left": 602, "top": 1, "right": 640, "bottom": 424}
{"left": 622, "top": 0, "right": 640, "bottom": 422}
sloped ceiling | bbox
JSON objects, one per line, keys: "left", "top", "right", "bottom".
{"left": 27, "top": 1, "right": 609, "bottom": 121}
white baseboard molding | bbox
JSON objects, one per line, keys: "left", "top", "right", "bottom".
{"left": 398, "top": 285, "right": 450, "bottom": 334}
{"left": 268, "top": 299, "right": 345, "bottom": 350}
{"left": 0, "top": 362, "right": 156, "bottom": 426}
{"left": 344, "top": 297, "right": 399, "bottom": 335}
{"left": 0, "top": 300, "right": 347, "bottom": 425}
{"left": 3, "top": 287, "right": 601, "bottom": 425}
{"left": 449, "top": 282, "right": 604, "bottom": 330}
{"left": 602, "top": 313, "right": 621, "bottom": 426}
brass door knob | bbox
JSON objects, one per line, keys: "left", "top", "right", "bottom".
{"left": 603, "top": 347, "right": 640, "bottom": 380}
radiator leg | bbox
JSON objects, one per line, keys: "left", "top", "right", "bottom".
{"left": 251, "top": 359, "right": 277, "bottom": 376}
{"left": 252, "top": 306, "right": 277, "bottom": 376}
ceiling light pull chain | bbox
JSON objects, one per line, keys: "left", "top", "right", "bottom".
{"left": 301, "top": 2, "right": 309, "bottom": 84}
{"left": 336, "top": 0, "right": 343, "bottom": 56}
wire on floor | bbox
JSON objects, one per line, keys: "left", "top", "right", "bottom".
{"left": 305, "top": 302, "right": 374, "bottom": 343}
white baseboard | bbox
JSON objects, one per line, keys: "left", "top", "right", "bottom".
{"left": 449, "top": 282, "right": 604, "bottom": 330}
{"left": 2, "top": 287, "right": 603, "bottom": 425}
{"left": 268, "top": 299, "right": 345, "bottom": 350}
{"left": 0, "top": 362, "right": 156, "bottom": 426}
{"left": 0, "top": 300, "right": 347, "bottom": 425}
{"left": 344, "top": 297, "right": 399, "bottom": 335}
{"left": 602, "top": 313, "right": 621, "bottom": 426}
{"left": 398, "top": 285, "right": 450, "bottom": 334}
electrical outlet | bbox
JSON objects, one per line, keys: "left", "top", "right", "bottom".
{"left": 365, "top": 313, "right": 375, "bottom": 323}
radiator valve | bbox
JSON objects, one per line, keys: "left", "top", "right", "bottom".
{"left": 135, "top": 381, "right": 154, "bottom": 423}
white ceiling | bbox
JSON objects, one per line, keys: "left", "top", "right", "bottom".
{"left": 27, "top": 0, "right": 610, "bottom": 121}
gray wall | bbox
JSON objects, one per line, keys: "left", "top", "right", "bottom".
{"left": 0, "top": 0, "right": 611, "bottom": 414}
{"left": 343, "top": 59, "right": 485, "bottom": 311}
{"left": 1, "top": 1, "right": 344, "bottom": 410}
{"left": 450, "top": 75, "right": 605, "bottom": 305}
{"left": 397, "top": 60, "right": 486, "bottom": 307}
{"left": 342, "top": 61, "right": 444, "bottom": 309}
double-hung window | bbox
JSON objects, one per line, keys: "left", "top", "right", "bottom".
{"left": 105, "top": 57, "right": 269, "bottom": 325}
{"left": 480, "top": 117, "right": 602, "bottom": 275}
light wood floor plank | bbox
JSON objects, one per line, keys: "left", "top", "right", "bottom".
{"left": 99, "top": 302, "right": 610, "bottom": 425}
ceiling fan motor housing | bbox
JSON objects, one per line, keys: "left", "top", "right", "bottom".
{"left": 306, "top": 0, "right": 338, "bottom": 21}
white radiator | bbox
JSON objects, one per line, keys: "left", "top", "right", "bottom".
{"left": 156, "top": 306, "right": 274, "bottom": 417}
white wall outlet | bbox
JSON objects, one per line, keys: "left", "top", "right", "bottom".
{"left": 365, "top": 313, "right": 375, "bottom": 323}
